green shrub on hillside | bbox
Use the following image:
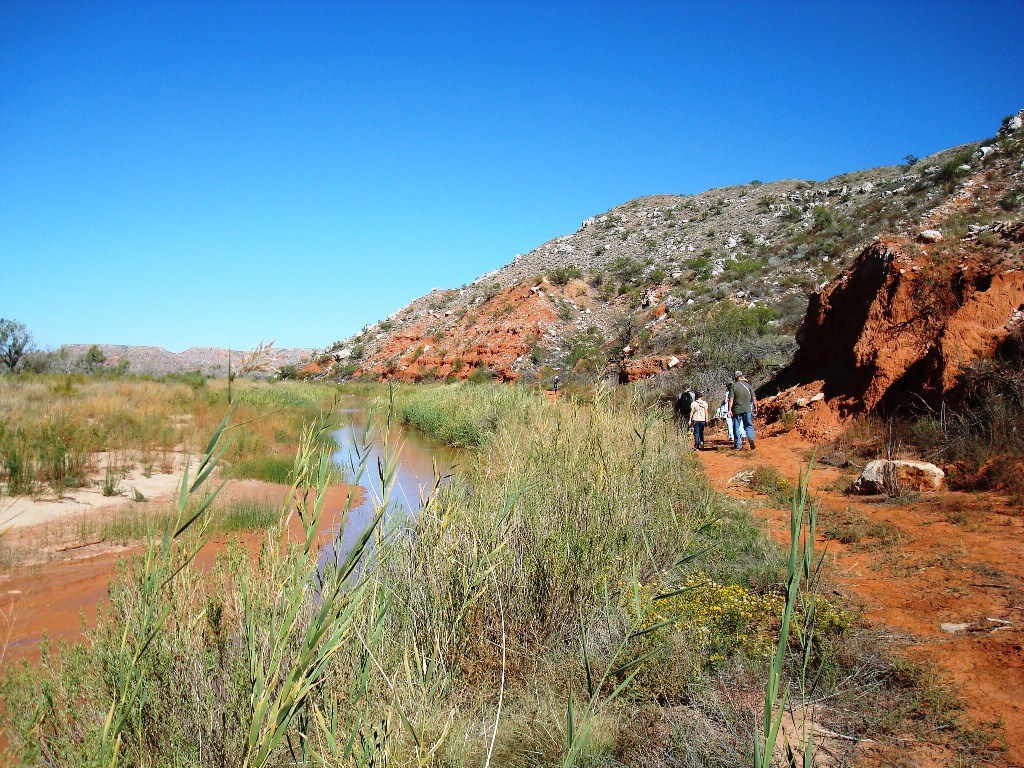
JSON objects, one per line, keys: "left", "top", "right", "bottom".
{"left": 936, "top": 151, "right": 974, "bottom": 184}
{"left": 811, "top": 204, "right": 834, "bottom": 230}
{"left": 563, "top": 326, "right": 607, "bottom": 375}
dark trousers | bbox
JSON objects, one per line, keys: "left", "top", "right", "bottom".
{"left": 692, "top": 421, "right": 706, "bottom": 448}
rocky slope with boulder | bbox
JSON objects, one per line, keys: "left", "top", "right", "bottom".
{"left": 762, "top": 110, "right": 1024, "bottom": 435}
{"left": 314, "top": 113, "right": 1024, "bottom": 388}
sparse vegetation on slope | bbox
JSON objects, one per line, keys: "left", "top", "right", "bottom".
{"left": 317, "top": 116, "right": 1024, "bottom": 393}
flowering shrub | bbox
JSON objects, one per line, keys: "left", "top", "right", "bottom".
{"left": 638, "top": 575, "right": 852, "bottom": 668}
{"left": 653, "top": 577, "right": 781, "bottom": 664}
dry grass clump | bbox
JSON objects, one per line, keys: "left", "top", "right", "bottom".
{"left": 0, "top": 375, "right": 340, "bottom": 494}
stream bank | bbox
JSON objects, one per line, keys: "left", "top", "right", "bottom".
{"left": 0, "top": 402, "right": 455, "bottom": 664}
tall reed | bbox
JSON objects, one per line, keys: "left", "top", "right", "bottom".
{"left": 754, "top": 463, "right": 821, "bottom": 768}
{"left": 5, "top": 385, "right": 867, "bottom": 767}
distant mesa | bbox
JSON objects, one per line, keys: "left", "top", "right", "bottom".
{"left": 62, "top": 344, "right": 314, "bottom": 378}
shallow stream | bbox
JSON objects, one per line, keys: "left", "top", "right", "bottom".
{"left": 319, "top": 400, "right": 460, "bottom": 568}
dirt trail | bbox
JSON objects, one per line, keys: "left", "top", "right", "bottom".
{"left": 696, "top": 428, "right": 1024, "bottom": 765}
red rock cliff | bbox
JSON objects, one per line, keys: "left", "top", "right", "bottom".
{"left": 767, "top": 229, "right": 1024, "bottom": 417}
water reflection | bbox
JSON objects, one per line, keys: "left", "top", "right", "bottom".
{"left": 318, "top": 403, "right": 458, "bottom": 570}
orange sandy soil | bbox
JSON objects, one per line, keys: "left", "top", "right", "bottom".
{"left": 695, "top": 427, "right": 1024, "bottom": 767}
{"left": 0, "top": 479, "right": 362, "bottom": 666}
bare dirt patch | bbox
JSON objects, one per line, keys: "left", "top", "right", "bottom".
{"left": 0, "top": 480, "right": 361, "bottom": 665}
{"left": 696, "top": 426, "right": 1024, "bottom": 766}
{"left": 0, "top": 452, "right": 192, "bottom": 530}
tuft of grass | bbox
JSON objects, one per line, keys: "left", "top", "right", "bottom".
{"left": 101, "top": 462, "right": 121, "bottom": 497}
{"left": 227, "top": 454, "right": 295, "bottom": 484}
{"left": 75, "top": 498, "right": 285, "bottom": 544}
{"left": 749, "top": 464, "right": 794, "bottom": 509}
{"left": 215, "top": 498, "right": 281, "bottom": 532}
{"left": 820, "top": 505, "right": 901, "bottom": 549}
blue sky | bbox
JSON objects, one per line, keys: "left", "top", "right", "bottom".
{"left": 2, "top": 1, "right": 1022, "bottom": 351}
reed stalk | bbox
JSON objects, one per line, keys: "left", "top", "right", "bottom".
{"left": 753, "top": 463, "right": 820, "bottom": 768}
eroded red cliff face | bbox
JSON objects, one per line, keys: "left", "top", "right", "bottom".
{"left": 618, "top": 355, "right": 681, "bottom": 383}
{"left": 766, "top": 227, "right": 1024, "bottom": 422}
{"left": 355, "top": 280, "right": 564, "bottom": 382}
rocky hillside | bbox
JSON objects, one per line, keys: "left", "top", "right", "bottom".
{"left": 62, "top": 344, "right": 314, "bottom": 377}
{"left": 759, "top": 113, "right": 1024, "bottom": 437}
{"left": 313, "top": 111, "right": 1024, "bottom": 393}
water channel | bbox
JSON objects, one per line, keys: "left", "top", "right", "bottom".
{"left": 319, "top": 401, "right": 460, "bottom": 568}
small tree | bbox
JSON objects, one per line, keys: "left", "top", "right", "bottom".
{"left": 55, "top": 345, "right": 76, "bottom": 374}
{"left": 18, "top": 348, "right": 57, "bottom": 374}
{"left": 80, "top": 344, "right": 106, "bottom": 373}
{"left": 0, "top": 318, "right": 33, "bottom": 372}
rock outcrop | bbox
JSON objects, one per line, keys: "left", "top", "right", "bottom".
{"left": 320, "top": 109, "right": 1022, "bottom": 389}
{"left": 354, "top": 280, "right": 568, "bottom": 382}
{"left": 618, "top": 355, "right": 682, "bottom": 383}
{"left": 763, "top": 111, "right": 1024, "bottom": 424}
{"left": 767, "top": 236, "right": 1024, "bottom": 417}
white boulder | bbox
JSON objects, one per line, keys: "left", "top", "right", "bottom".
{"left": 851, "top": 459, "right": 945, "bottom": 495}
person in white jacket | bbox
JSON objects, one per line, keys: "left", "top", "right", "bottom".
{"left": 716, "top": 396, "right": 734, "bottom": 443}
{"left": 689, "top": 391, "right": 709, "bottom": 450}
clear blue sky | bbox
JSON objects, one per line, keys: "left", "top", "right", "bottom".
{"left": 3, "top": 1, "right": 1022, "bottom": 351}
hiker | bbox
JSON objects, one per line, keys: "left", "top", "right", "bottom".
{"left": 716, "top": 396, "right": 734, "bottom": 443}
{"left": 674, "top": 388, "right": 694, "bottom": 432}
{"left": 727, "top": 371, "right": 757, "bottom": 450}
{"left": 690, "top": 390, "right": 709, "bottom": 450}
{"left": 553, "top": 375, "right": 559, "bottom": 394}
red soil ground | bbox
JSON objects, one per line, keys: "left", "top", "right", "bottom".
{"left": 4, "top": 425, "right": 1023, "bottom": 764}
{"left": 0, "top": 480, "right": 361, "bottom": 665}
{"left": 695, "top": 426, "right": 1024, "bottom": 766}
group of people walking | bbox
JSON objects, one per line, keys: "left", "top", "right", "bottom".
{"left": 673, "top": 371, "right": 757, "bottom": 451}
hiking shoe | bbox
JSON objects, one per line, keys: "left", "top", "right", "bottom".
{"left": 749, "top": 440, "right": 756, "bottom": 451}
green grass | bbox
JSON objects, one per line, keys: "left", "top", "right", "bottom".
{"left": 227, "top": 454, "right": 295, "bottom": 484}
{"left": 750, "top": 464, "right": 794, "bottom": 509}
{"left": 383, "top": 381, "right": 538, "bottom": 448}
{"left": 0, "top": 384, "right": 974, "bottom": 766}
{"left": 75, "top": 498, "right": 284, "bottom": 544}
{"left": 215, "top": 498, "right": 282, "bottom": 532}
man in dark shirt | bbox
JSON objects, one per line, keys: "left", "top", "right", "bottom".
{"left": 674, "top": 389, "right": 694, "bottom": 433}
{"left": 727, "top": 370, "right": 757, "bottom": 450}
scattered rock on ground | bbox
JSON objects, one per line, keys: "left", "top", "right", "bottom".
{"left": 851, "top": 459, "right": 945, "bottom": 495}
{"left": 940, "top": 622, "right": 974, "bottom": 633}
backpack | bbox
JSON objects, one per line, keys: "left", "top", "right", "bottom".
{"left": 674, "top": 391, "right": 693, "bottom": 417}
